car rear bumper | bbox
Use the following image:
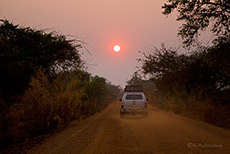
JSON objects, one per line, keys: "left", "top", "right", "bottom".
{"left": 120, "top": 109, "right": 148, "bottom": 114}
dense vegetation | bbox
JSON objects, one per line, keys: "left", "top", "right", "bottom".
{"left": 130, "top": 0, "right": 230, "bottom": 128}
{"left": 138, "top": 40, "right": 230, "bottom": 127}
{"left": 0, "top": 20, "right": 121, "bottom": 151}
{"left": 141, "top": 41, "right": 230, "bottom": 98}
{"left": 0, "top": 19, "right": 83, "bottom": 101}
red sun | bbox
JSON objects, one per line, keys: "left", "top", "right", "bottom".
{"left": 113, "top": 45, "right": 120, "bottom": 52}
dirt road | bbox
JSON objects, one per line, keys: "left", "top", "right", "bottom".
{"left": 27, "top": 102, "right": 230, "bottom": 154}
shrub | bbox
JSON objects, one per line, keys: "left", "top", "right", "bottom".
{"left": 149, "top": 92, "right": 230, "bottom": 129}
{"left": 0, "top": 69, "right": 121, "bottom": 151}
{"left": 0, "top": 70, "right": 84, "bottom": 147}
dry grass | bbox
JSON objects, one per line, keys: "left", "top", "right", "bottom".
{"left": 0, "top": 70, "right": 118, "bottom": 152}
{"left": 0, "top": 70, "right": 84, "bottom": 146}
{"left": 149, "top": 92, "right": 230, "bottom": 129}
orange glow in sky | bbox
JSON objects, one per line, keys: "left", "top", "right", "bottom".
{"left": 1, "top": 0, "right": 181, "bottom": 87}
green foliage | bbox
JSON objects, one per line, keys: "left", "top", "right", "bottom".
{"left": 162, "top": 0, "right": 230, "bottom": 46}
{"left": 86, "top": 76, "right": 107, "bottom": 100}
{"left": 0, "top": 19, "right": 83, "bottom": 101}
{"left": 80, "top": 76, "right": 121, "bottom": 116}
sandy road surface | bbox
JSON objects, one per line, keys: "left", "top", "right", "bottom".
{"left": 27, "top": 102, "right": 230, "bottom": 154}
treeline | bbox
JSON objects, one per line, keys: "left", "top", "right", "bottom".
{"left": 0, "top": 20, "right": 121, "bottom": 151}
{"left": 141, "top": 41, "right": 230, "bottom": 101}
{"left": 139, "top": 40, "right": 230, "bottom": 128}
{"left": 129, "top": 0, "right": 230, "bottom": 129}
{"left": 128, "top": 37, "right": 230, "bottom": 128}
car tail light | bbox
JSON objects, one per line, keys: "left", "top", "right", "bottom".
{"left": 144, "top": 102, "right": 147, "bottom": 109}
{"left": 121, "top": 103, "right": 124, "bottom": 109}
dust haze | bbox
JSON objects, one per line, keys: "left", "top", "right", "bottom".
{"left": 27, "top": 102, "right": 230, "bottom": 154}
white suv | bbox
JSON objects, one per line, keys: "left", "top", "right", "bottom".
{"left": 120, "top": 87, "right": 148, "bottom": 118}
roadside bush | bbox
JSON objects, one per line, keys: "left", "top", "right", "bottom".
{"left": 0, "top": 70, "right": 84, "bottom": 148}
{"left": 139, "top": 38, "right": 230, "bottom": 129}
{"left": 0, "top": 20, "right": 121, "bottom": 152}
{"left": 0, "top": 70, "right": 121, "bottom": 151}
{"left": 0, "top": 19, "right": 83, "bottom": 104}
{"left": 149, "top": 92, "right": 230, "bottom": 129}
{"left": 79, "top": 76, "right": 118, "bottom": 116}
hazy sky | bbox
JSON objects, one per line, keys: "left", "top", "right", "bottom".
{"left": 1, "top": 0, "right": 182, "bottom": 87}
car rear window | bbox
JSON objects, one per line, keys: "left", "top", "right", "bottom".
{"left": 126, "top": 95, "right": 143, "bottom": 100}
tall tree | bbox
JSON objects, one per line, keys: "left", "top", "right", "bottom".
{"left": 0, "top": 20, "right": 83, "bottom": 100}
{"left": 162, "top": 0, "right": 230, "bottom": 46}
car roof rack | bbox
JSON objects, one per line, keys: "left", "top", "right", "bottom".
{"left": 124, "top": 85, "right": 143, "bottom": 92}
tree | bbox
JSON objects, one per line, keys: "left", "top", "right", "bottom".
{"left": 205, "top": 37, "right": 230, "bottom": 91}
{"left": 140, "top": 41, "right": 230, "bottom": 99}
{"left": 141, "top": 45, "right": 190, "bottom": 95}
{"left": 126, "top": 71, "right": 143, "bottom": 85}
{"left": 162, "top": 0, "right": 230, "bottom": 46}
{"left": 0, "top": 19, "right": 83, "bottom": 101}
